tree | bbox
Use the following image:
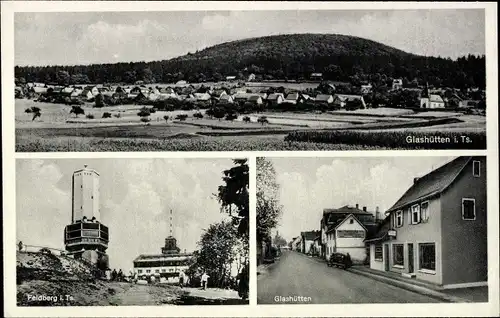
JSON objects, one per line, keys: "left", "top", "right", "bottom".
{"left": 70, "top": 105, "right": 85, "bottom": 118}
{"left": 175, "top": 114, "right": 188, "bottom": 121}
{"left": 193, "top": 112, "right": 204, "bottom": 119}
{"left": 190, "top": 221, "right": 240, "bottom": 288}
{"left": 56, "top": 70, "right": 70, "bottom": 85}
{"left": 163, "top": 115, "right": 169, "bottom": 122}
{"left": 243, "top": 116, "right": 251, "bottom": 123}
{"left": 31, "top": 107, "right": 41, "bottom": 121}
{"left": 217, "top": 159, "right": 249, "bottom": 239}
{"left": 256, "top": 158, "right": 282, "bottom": 244}
{"left": 94, "top": 94, "right": 105, "bottom": 108}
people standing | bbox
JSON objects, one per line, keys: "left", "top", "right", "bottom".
{"left": 201, "top": 272, "right": 210, "bottom": 290}
{"left": 18, "top": 241, "right": 23, "bottom": 252}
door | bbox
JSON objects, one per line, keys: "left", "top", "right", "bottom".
{"left": 384, "top": 244, "right": 390, "bottom": 271}
{"left": 408, "top": 243, "right": 414, "bottom": 273}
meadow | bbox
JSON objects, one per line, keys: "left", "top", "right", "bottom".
{"left": 15, "top": 99, "right": 486, "bottom": 151}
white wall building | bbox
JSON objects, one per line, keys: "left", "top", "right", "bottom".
{"left": 325, "top": 214, "right": 368, "bottom": 263}
{"left": 72, "top": 165, "right": 100, "bottom": 222}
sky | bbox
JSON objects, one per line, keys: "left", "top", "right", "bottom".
{"left": 268, "top": 156, "right": 456, "bottom": 241}
{"left": 14, "top": 9, "right": 485, "bottom": 66}
{"left": 16, "top": 158, "right": 241, "bottom": 273}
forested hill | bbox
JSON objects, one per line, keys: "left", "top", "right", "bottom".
{"left": 15, "top": 33, "right": 485, "bottom": 89}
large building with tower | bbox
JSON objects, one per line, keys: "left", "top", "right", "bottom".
{"left": 64, "top": 165, "right": 109, "bottom": 268}
{"left": 133, "top": 210, "right": 193, "bottom": 283}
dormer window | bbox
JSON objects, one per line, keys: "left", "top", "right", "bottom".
{"left": 473, "top": 161, "right": 480, "bottom": 177}
{"left": 411, "top": 204, "right": 421, "bottom": 224}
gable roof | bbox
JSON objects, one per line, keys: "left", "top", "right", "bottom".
{"left": 267, "top": 93, "right": 284, "bottom": 100}
{"left": 285, "top": 93, "right": 298, "bottom": 100}
{"left": 364, "top": 216, "right": 391, "bottom": 243}
{"left": 335, "top": 94, "right": 364, "bottom": 102}
{"left": 315, "top": 94, "right": 333, "bottom": 102}
{"left": 323, "top": 205, "right": 373, "bottom": 216}
{"left": 248, "top": 95, "right": 262, "bottom": 102}
{"left": 333, "top": 214, "right": 368, "bottom": 232}
{"left": 387, "top": 157, "right": 473, "bottom": 213}
{"left": 301, "top": 230, "right": 320, "bottom": 241}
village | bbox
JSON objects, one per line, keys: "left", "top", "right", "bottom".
{"left": 257, "top": 156, "right": 488, "bottom": 304}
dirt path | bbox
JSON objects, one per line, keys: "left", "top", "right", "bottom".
{"left": 105, "top": 282, "right": 185, "bottom": 306}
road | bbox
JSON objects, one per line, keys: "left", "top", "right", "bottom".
{"left": 257, "top": 251, "right": 440, "bottom": 304}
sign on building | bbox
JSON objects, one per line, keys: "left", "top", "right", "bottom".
{"left": 337, "top": 230, "right": 365, "bottom": 238}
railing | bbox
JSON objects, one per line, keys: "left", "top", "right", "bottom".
{"left": 17, "top": 244, "right": 67, "bottom": 256}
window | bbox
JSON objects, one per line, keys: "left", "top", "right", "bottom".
{"left": 395, "top": 210, "right": 403, "bottom": 227}
{"left": 349, "top": 219, "right": 354, "bottom": 224}
{"left": 419, "top": 243, "right": 436, "bottom": 271}
{"left": 393, "top": 244, "right": 404, "bottom": 267}
{"left": 138, "top": 269, "right": 142, "bottom": 274}
{"left": 155, "top": 269, "right": 159, "bottom": 273}
{"left": 374, "top": 244, "right": 383, "bottom": 261}
{"left": 421, "top": 201, "right": 429, "bottom": 222}
{"left": 473, "top": 160, "right": 481, "bottom": 177}
{"left": 411, "top": 204, "right": 421, "bottom": 224}
{"left": 462, "top": 198, "right": 476, "bottom": 220}
{"left": 146, "top": 269, "right": 151, "bottom": 273}
{"left": 162, "top": 269, "right": 166, "bottom": 273}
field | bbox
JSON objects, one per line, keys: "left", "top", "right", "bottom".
{"left": 15, "top": 99, "right": 486, "bottom": 151}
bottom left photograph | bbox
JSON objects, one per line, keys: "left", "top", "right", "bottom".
{"left": 15, "top": 158, "right": 249, "bottom": 306}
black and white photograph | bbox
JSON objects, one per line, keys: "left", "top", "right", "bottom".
{"left": 13, "top": 9, "right": 487, "bottom": 151}
{"left": 257, "top": 156, "right": 488, "bottom": 304}
{"left": 16, "top": 158, "right": 249, "bottom": 306}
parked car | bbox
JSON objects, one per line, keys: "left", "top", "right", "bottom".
{"left": 327, "top": 252, "right": 352, "bottom": 269}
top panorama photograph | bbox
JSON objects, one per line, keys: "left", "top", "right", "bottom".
{"left": 14, "top": 9, "right": 486, "bottom": 152}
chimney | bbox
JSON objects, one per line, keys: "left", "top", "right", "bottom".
{"left": 375, "top": 206, "right": 381, "bottom": 221}
{"left": 414, "top": 177, "right": 420, "bottom": 184}
{"left": 363, "top": 206, "right": 367, "bottom": 212}
{"left": 355, "top": 204, "right": 359, "bottom": 209}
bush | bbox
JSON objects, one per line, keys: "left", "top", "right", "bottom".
{"left": 149, "top": 107, "right": 157, "bottom": 113}
{"left": 140, "top": 117, "right": 151, "bottom": 123}
{"left": 243, "top": 116, "right": 251, "bottom": 123}
{"left": 225, "top": 113, "right": 238, "bottom": 121}
{"left": 175, "top": 114, "right": 188, "bottom": 121}
{"left": 102, "top": 112, "right": 112, "bottom": 118}
{"left": 113, "top": 113, "right": 121, "bottom": 118}
{"left": 70, "top": 105, "right": 85, "bottom": 117}
{"left": 86, "top": 114, "right": 95, "bottom": 119}
{"left": 257, "top": 116, "right": 269, "bottom": 125}
{"left": 163, "top": 115, "right": 169, "bottom": 122}
{"left": 25, "top": 108, "right": 32, "bottom": 113}
{"left": 193, "top": 112, "right": 204, "bottom": 119}
{"left": 137, "top": 107, "right": 151, "bottom": 117}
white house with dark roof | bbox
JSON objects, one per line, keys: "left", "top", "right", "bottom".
{"left": 365, "top": 156, "right": 487, "bottom": 289}
{"left": 267, "top": 93, "right": 285, "bottom": 105}
{"left": 333, "top": 94, "right": 367, "bottom": 109}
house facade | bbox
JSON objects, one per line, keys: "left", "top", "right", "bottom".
{"left": 365, "top": 156, "right": 487, "bottom": 289}
{"left": 325, "top": 214, "right": 368, "bottom": 263}
{"left": 332, "top": 94, "right": 367, "bottom": 109}
{"left": 300, "top": 231, "right": 319, "bottom": 254}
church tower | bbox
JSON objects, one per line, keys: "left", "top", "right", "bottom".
{"left": 161, "top": 209, "right": 181, "bottom": 254}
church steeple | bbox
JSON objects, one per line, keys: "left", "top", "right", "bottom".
{"left": 422, "top": 82, "right": 430, "bottom": 98}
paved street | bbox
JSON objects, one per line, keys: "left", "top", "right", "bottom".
{"left": 257, "top": 250, "right": 439, "bottom": 304}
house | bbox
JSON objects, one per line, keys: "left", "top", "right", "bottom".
{"left": 211, "top": 89, "right": 227, "bottom": 99}
{"left": 314, "top": 94, "right": 334, "bottom": 104}
{"left": 284, "top": 93, "right": 299, "bottom": 104}
{"left": 312, "top": 235, "right": 321, "bottom": 257}
{"left": 291, "top": 236, "right": 301, "bottom": 251}
{"left": 233, "top": 93, "right": 251, "bottom": 102}
{"left": 267, "top": 93, "right": 285, "bottom": 105}
{"left": 247, "top": 95, "right": 263, "bottom": 105}
{"left": 420, "top": 85, "right": 445, "bottom": 109}
{"left": 301, "top": 231, "right": 320, "bottom": 254}
{"left": 332, "top": 94, "right": 367, "bottom": 109}
{"left": 459, "top": 100, "right": 480, "bottom": 108}
{"left": 218, "top": 94, "right": 234, "bottom": 104}
{"left": 310, "top": 73, "right": 323, "bottom": 81}
{"left": 32, "top": 86, "right": 48, "bottom": 95}
{"left": 365, "top": 156, "right": 487, "bottom": 289}
{"left": 392, "top": 79, "right": 403, "bottom": 90}
{"left": 320, "top": 204, "right": 380, "bottom": 262}
{"left": 248, "top": 73, "right": 256, "bottom": 82}
{"left": 361, "top": 84, "right": 373, "bottom": 94}
{"left": 226, "top": 76, "right": 237, "bottom": 81}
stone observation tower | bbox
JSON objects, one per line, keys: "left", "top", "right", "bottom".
{"left": 64, "top": 165, "right": 109, "bottom": 267}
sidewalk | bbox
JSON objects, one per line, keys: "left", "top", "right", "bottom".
{"left": 348, "top": 265, "right": 488, "bottom": 303}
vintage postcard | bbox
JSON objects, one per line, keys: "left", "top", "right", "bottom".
{"left": 2, "top": 1, "right": 498, "bottom": 318}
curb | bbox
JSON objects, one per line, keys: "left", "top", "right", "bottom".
{"left": 348, "top": 267, "right": 471, "bottom": 303}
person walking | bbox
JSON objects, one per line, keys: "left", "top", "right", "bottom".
{"left": 18, "top": 241, "right": 23, "bottom": 252}
{"left": 178, "top": 270, "right": 185, "bottom": 288}
{"left": 201, "top": 272, "right": 209, "bottom": 290}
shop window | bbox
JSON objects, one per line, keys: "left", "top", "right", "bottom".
{"left": 419, "top": 243, "right": 436, "bottom": 271}
{"left": 393, "top": 244, "right": 404, "bottom": 267}
{"left": 374, "top": 244, "right": 383, "bottom": 261}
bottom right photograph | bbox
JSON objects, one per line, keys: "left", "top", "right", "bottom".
{"left": 256, "top": 156, "right": 488, "bottom": 304}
